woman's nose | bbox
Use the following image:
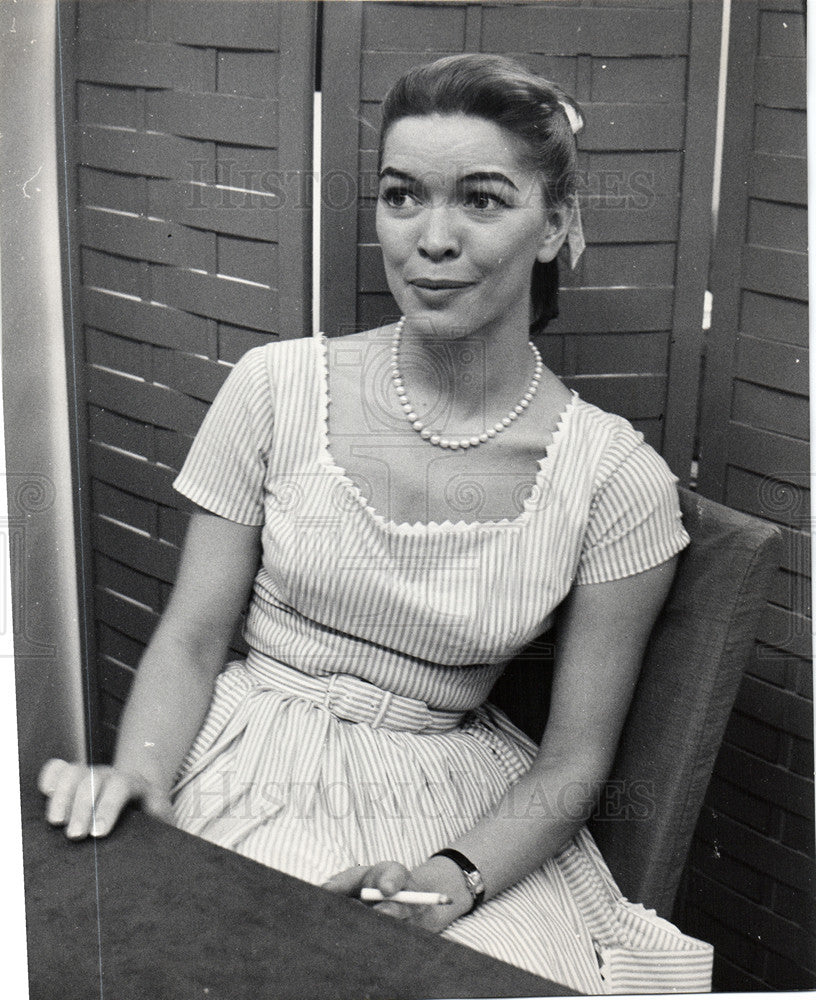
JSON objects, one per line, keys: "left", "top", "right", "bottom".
{"left": 417, "top": 206, "right": 460, "bottom": 260}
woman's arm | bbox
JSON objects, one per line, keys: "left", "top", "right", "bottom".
{"left": 39, "top": 509, "right": 262, "bottom": 839}
{"left": 325, "top": 556, "right": 678, "bottom": 929}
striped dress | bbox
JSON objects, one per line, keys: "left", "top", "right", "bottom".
{"left": 170, "top": 337, "right": 713, "bottom": 993}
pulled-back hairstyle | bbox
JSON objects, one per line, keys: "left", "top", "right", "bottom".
{"left": 378, "top": 54, "right": 584, "bottom": 333}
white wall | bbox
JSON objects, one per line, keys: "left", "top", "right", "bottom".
{"left": 1, "top": 0, "right": 86, "bottom": 780}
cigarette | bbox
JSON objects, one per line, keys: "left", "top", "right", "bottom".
{"left": 359, "top": 888, "right": 452, "bottom": 905}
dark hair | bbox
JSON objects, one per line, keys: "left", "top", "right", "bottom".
{"left": 378, "top": 54, "right": 584, "bottom": 333}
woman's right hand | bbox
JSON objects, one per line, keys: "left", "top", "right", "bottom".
{"left": 38, "top": 758, "right": 173, "bottom": 840}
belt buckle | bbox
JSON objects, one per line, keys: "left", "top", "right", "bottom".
{"left": 323, "top": 673, "right": 431, "bottom": 733}
{"left": 324, "top": 673, "right": 380, "bottom": 727}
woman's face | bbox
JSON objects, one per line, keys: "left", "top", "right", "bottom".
{"left": 376, "top": 113, "right": 567, "bottom": 341}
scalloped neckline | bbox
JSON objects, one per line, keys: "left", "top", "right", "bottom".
{"left": 314, "top": 336, "right": 578, "bottom": 535}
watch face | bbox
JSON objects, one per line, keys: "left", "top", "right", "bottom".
{"left": 467, "top": 870, "right": 485, "bottom": 896}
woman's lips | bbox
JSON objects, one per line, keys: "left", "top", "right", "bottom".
{"left": 409, "top": 278, "right": 475, "bottom": 290}
{"left": 407, "top": 281, "right": 473, "bottom": 306}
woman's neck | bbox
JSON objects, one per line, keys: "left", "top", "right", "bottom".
{"left": 394, "top": 323, "right": 542, "bottom": 428}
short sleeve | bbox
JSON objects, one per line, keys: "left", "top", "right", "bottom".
{"left": 173, "top": 346, "right": 274, "bottom": 525}
{"left": 575, "top": 435, "right": 690, "bottom": 585}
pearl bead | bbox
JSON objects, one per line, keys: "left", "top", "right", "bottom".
{"left": 470, "top": 436, "right": 481, "bottom": 447}
{"left": 412, "top": 420, "right": 424, "bottom": 431}
{"left": 502, "top": 417, "right": 512, "bottom": 427}
{"left": 479, "top": 433, "right": 488, "bottom": 443}
{"left": 430, "top": 434, "right": 441, "bottom": 445}
{"left": 420, "top": 428, "right": 432, "bottom": 439}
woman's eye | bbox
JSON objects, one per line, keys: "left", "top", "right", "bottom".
{"left": 380, "top": 187, "right": 416, "bottom": 209}
{"left": 464, "top": 190, "right": 508, "bottom": 211}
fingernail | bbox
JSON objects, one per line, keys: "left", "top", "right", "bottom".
{"left": 66, "top": 825, "right": 81, "bottom": 839}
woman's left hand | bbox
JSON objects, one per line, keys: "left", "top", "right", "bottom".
{"left": 322, "top": 858, "right": 471, "bottom": 933}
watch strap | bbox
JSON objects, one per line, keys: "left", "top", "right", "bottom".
{"left": 431, "top": 848, "right": 485, "bottom": 913}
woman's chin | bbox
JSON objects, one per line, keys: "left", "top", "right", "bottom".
{"left": 401, "top": 308, "right": 476, "bottom": 341}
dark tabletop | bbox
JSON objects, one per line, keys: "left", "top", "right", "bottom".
{"left": 20, "top": 781, "right": 572, "bottom": 1000}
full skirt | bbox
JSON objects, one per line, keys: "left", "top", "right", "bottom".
{"left": 171, "top": 658, "right": 712, "bottom": 994}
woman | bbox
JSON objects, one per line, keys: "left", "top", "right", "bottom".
{"left": 40, "top": 55, "right": 711, "bottom": 992}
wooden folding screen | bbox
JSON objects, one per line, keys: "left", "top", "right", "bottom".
{"left": 680, "top": 0, "right": 813, "bottom": 989}
{"left": 56, "top": 2, "right": 812, "bottom": 987}
{"left": 320, "top": 0, "right": 721, "bottom": 474}
{"left": 59, "top": 0, "right": 316, "bottom": 758}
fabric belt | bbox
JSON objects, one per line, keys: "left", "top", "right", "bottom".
{"left": 245, "top": 650, "right": 466, "bottom": 735}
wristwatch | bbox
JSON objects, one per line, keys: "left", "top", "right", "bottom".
{"left": 431, "top": 848, "right": 485, "bottom": 913}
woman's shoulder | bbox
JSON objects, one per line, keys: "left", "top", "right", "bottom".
{"left": 569, "top": 395, "right": 675, "bottom": 493}
{"left": 246, "top": 329, "right": 391, "bottom": 371}
{"left": 571, "top": 394, "right": 641, "bottom": 443}
{"left": 231, "top": 335, "right": 320, "bottom": 381}
{"left": 321, "top": 326, "right": 394, "bottom": 351}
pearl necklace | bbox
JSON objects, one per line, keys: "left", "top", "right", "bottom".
{"left": 389, "top": 316, "right": 543, "bottom": 450}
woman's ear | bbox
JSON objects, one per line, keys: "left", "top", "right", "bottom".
{"left": 535, "top": 203, "right": 573, "bottom": 264}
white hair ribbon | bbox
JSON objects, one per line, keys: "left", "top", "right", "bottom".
{"left": 566, "top": 194, "right": 585, "bottom": 269}
{"left": 553, "top": 100, "right": 584, "bottom": 267}
{"left": 558, "top": 99, "right": 583, "bottom": 135}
